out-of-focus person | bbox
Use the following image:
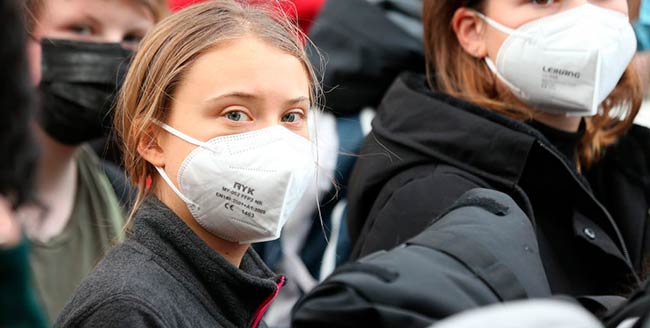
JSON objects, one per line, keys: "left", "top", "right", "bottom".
{"left": 630, "top": 0, "right": 650, "bottom": 126}
{"left": 0, "top": 0, "right": 46, "bottom": 326}
{"left": 21, "top": 0, "right": 167, "bottom": 323}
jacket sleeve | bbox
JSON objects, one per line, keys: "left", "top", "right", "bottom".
{"left": 352, "top": 168, "right": 488, "bottom": 258}
{"left": 292, "top": 189, "right": 551, "bottom": 328}
{"left": 0, "top": 239, "right": 48, "bottom": 328}
{"left": 54, "top": 296, "right": 170, "bottom": 328}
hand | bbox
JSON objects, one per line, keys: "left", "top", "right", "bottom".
{"left": 0, "top": 196, "right": 21, "bottom": 248}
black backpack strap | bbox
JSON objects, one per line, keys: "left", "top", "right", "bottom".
{"left": 408, "top": 230, "right": 527, "bottom": 302}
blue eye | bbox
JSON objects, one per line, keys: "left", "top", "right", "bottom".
{"left": 225, "top": 111, "right": 251, "bottom": 122}
{"left": 281, "top": 112, "right": 303, "bottom": 123}
{"left": 70, "top": 24, "right": 93, "bottom": 36}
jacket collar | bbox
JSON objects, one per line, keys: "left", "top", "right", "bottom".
{"left": 371, "top": 73, "right": 588, "bottom": 187}
{"left": 132, "top": 197, "right": 282, "bottom": 327}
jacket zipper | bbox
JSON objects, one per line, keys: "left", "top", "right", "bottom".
{"left": 537, "top": 141, "right": 637, "bottom": 280}
{"left": 250, "top": 276, "right": 285, "bottom": 328}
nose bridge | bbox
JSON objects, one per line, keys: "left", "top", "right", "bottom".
{"left": 257, "top": 112, "right": 279, "bottom": 129}
{"left": 256, "top": 99, "right": 285, "bottom": 128}
{"left": 565, "top": 0, "right": 589, "bottom": 10}
{"left": 102, "top": 28, "right": 125, "bottom": 44}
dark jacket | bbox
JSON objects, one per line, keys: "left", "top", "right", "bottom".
{"left": 54, "top": 197, "right": 284, "bottom": 328}
{"left": 347, "top": 73, "right": 642, "bottom": 299}
{"left": 585, "top": 125, "right": 650, "bottom": 273}
{"left": 307, "top": 0, "right": 424, "bottom": 116}
{"left": 292, "top": 189, "right": 553, "bottom": 327}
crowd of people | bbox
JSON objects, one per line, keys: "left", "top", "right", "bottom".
{"left": 3, "top": 0, "right": 650, "bottom": 327}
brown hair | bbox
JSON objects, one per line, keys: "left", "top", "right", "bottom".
{"left": 423, "top": 0, "right": 642, "bottom": 168}
{"left": 114, "top": 0, "right": 322, "bottom": 224}
{"left": 23, "top": 0, "right": 169, "bottom": 32}
{"left": 23, "top": 0, "right": 42, "bottom": 32}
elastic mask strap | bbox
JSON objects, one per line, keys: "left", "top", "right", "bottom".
{"left": 152, "top": 119, "right": 204, "bottom": 147}
{"left": 154, "top": 166, "right": 197, "bottom": 208}
{"left": 484, "top": 57, "right": 525, "bottom": 97}
{"left": 474, "top": 11, "right": 516, "bottom": 36}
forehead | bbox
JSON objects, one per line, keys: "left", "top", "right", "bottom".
{"left": 176, "top": 37, "right": 311, "bottom": 101}
{"left": 38, "top": 0, "right": 154, "bottom": 25}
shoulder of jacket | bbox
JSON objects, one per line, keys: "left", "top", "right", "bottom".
{"left": 57, "top": 292, "right": 171, "bottom": 328}
{"left": 387, "top": 163, "right": 490, "bottom": 193}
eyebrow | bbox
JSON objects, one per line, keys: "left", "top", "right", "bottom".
{"left": 85, "top": 15, "right": 102, "bottom": 27}
{"left": 204, "top": 92, "right": 310, "bottom": 106}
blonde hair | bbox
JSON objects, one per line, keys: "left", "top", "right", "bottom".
{"left": 115, "top": 0, "right": 322, "bottom": 225}
{"left": 423, "top": 0, "right": 642, "bottom": 168}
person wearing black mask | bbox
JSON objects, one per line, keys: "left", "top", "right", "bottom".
{"left": 21, "top": 0, "right": 166, "bottom": 323}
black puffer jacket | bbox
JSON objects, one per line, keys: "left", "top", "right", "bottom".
{"left": 347, "top": 73, "right": 644, "bottom": 300}
{"left": 293, "top": 189, "right": 552, "bottom": 327}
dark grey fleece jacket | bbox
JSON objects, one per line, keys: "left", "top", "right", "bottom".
{"left": 54, "top": 197, "right": 284, "bottom": 328}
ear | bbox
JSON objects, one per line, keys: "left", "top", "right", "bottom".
{"left": 452, "top": 7, "right": 488, "bottom": 58}
{"left": 136, "top": 122, "right": 166, "bottom": 168}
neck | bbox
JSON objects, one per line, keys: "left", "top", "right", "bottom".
{"left": 533, "top": 113, "right": 582, "bottom": 132}
{"left": 157, "top": 186, "right": 249, "bottom": 267}
{"left": 21, "top": 125, "right": 79, "bottom": 242}
{"left": 35, "top": 125, "right": 79, "bottom": 187}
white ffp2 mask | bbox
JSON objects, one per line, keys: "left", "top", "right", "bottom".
{"left": 477, "top": 4, "right": 637, "bottom": 116}
{"left": 154, "top": 122, "right": 317, "bottom": 244}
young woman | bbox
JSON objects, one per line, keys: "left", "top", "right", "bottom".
{"left": 347, "top": 0, "right": 647, "bottom": 303}
{"left": 22, "top": 0, "right": 166, "bottom": 323}
{"left": 55, "top": 1, "right": 319, "bottom": 327}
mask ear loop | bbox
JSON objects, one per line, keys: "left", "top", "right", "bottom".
{"left": 483, "top": 57, "right": 526, "bottom": 97}
{"left": 151, "top": 119, "right": 202, "bottom": 209}
{"left": 154, "top": 166, "right": 199, "bottom": 210}
{"left": 473, "top": 11, "right": 529, "bottom": 99}
{"left": 473, "top": 11, "right": 518, "bottom": 36}
{"left": 152, "top": 119, "right": 205, "bottom": 147}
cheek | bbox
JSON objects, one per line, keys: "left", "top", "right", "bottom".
{"left": 610, "top": 1, "right": 629, "bottom": 16}
{"left": 485, "top": 29, "right": 509, "bottom": 60}
{"left": 26, "top": 41, "right": 42, "bottom": 86}
{"left": 161, "top": 138, "right": 197, "bottom": 185}
{"left": 298, "top": 126, "right": 311, "bottom": 140}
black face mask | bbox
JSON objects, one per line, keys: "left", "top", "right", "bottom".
{"left": 38, "top": 38, "right": 133, "bottom": 145}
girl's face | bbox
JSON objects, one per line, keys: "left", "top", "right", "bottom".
{"left": 153, "top": 36, "right": 311, "bottom": 202}
{"left": 479, "top": 0, "right": 629, "bottom": 62}
{"left": 28, "top": 0, "right": 155, "bottom": 83}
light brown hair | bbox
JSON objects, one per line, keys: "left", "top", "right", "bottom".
{"left": 423, "top": 0, "right": 642, "bottom": 168}
{"left": 114, "top": 0, "right": 322, "bottom": 224}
